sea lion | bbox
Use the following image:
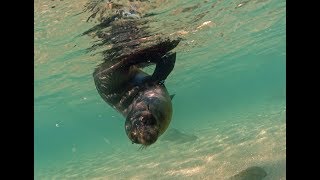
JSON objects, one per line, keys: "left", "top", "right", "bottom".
{"left": 93, "top": 42, "right": 179, "bottom": 147}
{"left": 82, "top": 0, "right": 180, "bottom": 147}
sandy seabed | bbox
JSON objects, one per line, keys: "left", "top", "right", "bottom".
{"left": 35, "top": 102, "right": 286, "bottom": 180}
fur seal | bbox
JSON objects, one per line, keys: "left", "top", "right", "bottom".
{"left": 82, "top": 0, "right": 180, "bottom": 147}
{"left": 93, "top": 43, "right": 179, "bottom": 147}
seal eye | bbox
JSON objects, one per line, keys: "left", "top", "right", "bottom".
{"left": 130, "top": 131, "right": 139, "bottom": 144}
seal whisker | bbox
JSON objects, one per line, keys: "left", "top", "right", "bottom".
{"left": 138, "top": 144, "right": 148, "bottom": 151}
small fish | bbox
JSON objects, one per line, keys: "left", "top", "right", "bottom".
{"left": 55, "top": 121, "right": 63, "bottom": 128}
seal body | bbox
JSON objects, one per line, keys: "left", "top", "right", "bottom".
{"left": 83, "top": 0, "right": 180, "bottom": 146}
{"left": 93, "top": 50, "right": 178, "bottom": 146}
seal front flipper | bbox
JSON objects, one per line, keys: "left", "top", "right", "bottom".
{"left": 170, "top": 94, "right": 175, "bottom": 100}
{"left": 151, "top": 52, "right": 176, "bottom": 83}
{"left": 117, "top": 38, "right": 180, "bottom": 69}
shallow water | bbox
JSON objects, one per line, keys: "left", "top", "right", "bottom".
{"left": 34, "top": 0, "right": 286, "bottom": 179}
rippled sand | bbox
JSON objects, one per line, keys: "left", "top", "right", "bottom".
{"left": 35, "top": 103, "right": 285, "bottom": 180}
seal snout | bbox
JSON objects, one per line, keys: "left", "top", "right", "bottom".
{"left": 138, "top": 126, "right": 159, "bottom": 146}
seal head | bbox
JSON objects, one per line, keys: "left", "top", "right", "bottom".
{"left": 124, "top": 85, "right": 173, "bottom": 146}
{"left": 125, "top": 107, "right": 160, "bottom": 146}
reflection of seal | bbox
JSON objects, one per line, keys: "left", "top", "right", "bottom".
{"left": 93, "top": 40, "right": 180, "bottom": 147}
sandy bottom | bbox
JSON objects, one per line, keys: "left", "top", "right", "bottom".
{"left": 35, "top": 102, "right": 286, "bottom": 180}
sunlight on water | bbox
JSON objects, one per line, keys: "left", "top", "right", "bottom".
{"left": 34, "top": 0, "right": 285, "bottom": 179}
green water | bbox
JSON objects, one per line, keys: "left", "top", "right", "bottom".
{"left": 34, "top": 0, "right": 286, "bottom": 179}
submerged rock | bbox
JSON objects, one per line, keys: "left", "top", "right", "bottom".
{"left": 229, "top": 166, "right": 267, "bottom": 180}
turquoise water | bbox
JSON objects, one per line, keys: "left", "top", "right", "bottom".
{"left": 34, "top": 0, "right": 286, "bottom": 179}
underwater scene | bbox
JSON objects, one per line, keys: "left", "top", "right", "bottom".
{"left": 34, "top": 0, "right": 286, "bottom": 179}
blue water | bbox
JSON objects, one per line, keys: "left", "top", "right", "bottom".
{"left": 34, "top": 0, "right": 286, "bottom": 179}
